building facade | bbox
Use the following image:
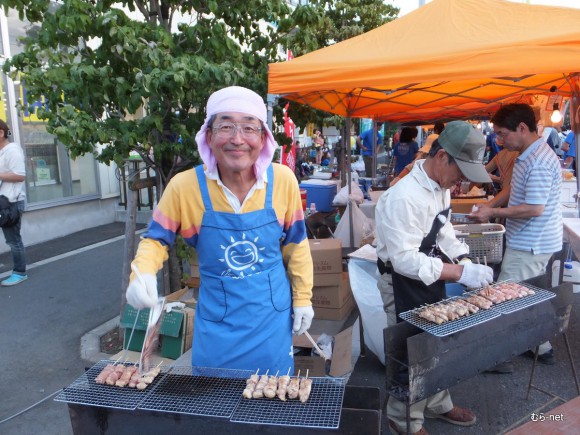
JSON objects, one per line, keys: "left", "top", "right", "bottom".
{"left": 0, "top": 8, "right": 130, "bottom": 254}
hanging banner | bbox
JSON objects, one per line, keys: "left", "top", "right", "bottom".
{"left": 281, "top": 49, "right": 296, "bottom": 171}
{"left": 282, "top": 103, "right": 296, "bottom": 172}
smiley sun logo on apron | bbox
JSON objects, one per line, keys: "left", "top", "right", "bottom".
{"left": 219, "top": 232, "right": 265, "bottom": 278}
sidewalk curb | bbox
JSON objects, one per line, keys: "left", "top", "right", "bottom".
{"left": 80, "top": 316, "right": 120, "bottom": 363}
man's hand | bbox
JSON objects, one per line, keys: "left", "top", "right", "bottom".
{"left": 126, "top": 266, "right": 158, "bottom": 310}
{"left": 292, "top": 305, "right": 314, "bottom": 335}
{"left": 469, "top": 203, "right": 494, "bottom": 223}
{"left": 458, "top": 263, "right": 494, "bottom": 289}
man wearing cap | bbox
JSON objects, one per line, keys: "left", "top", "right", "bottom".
{"left": 471, "top": 103, "right": 562, "bottom": 369}
{"left": 126, "top": 86, "right": 314, "bottom": 373}
{"left": 376, "top": 121, "right": 493, "bottom": 435}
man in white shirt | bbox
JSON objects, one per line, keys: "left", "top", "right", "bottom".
{"left": 376, "top": 121, "right": 493, "bottom": 435}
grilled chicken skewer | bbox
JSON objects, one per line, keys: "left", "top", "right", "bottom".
{"left": 298, "top": 370, "right": 313, "bottom": 403}
{"left": 252, "top": 370, "right": 270, "bottom": 398}
{"left": 276, "top": 368, "right": 291, "bottom": 401}
{"left": 263, "top": 371, "right": 279, "bottom": 398}
{"left": 242, "top": 369, "right": 260, "bottom": 399}
{"left": 287, "top": 370, "right": 300, "bottom": 399}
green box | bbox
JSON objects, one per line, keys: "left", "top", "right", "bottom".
{"left": 120, "top": 305, "right": 150, "bottom": 351}
{"left": 160, "top": 308, "right": 194, "bottom": 360}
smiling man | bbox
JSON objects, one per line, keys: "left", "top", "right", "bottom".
{"left": 376, "top": 121, "right": 493, "bottom": 435}
{"left": 126, "top": 86, "right": 314, "bottom": 373}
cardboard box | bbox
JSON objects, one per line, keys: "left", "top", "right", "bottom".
{"left": 312, "top": 272, "right": 352, "bottom": 309}
{"left": 313, "top": 272, "right": 343, "bottom": 287}
{"left": 450, "top": 198, "right": 488, "bottom": 213}
{"left": 313, "top": 294, "right": 355, "bottom": 321}
{"left": 293, "top": 326, "right": 353, "bottom": 377}
{"left": 309, "top": 239, "right": 343, "bottom": 274}
{"left": 160, "top": 307, "right": 195, "bottom": 360}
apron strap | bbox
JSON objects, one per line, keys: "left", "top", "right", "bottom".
{"left": 265, "top": 164, "right": 274, "bottom": 209}
{"left": 419, "top": 207, "right": 451, "bottom": 254}
{"left": 196, "top": 165, "right": 213, "bottom": 212}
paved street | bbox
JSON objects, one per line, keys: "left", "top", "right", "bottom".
{"left": 0, "top": 226, "right": 128, "bottom": 435}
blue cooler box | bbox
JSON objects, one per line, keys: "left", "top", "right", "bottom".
{"left": 299, "top": 181, "right": 338, "bottom": 212}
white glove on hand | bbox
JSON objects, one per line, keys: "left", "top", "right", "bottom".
{"left": 126, "top": 272, "right": 158, "bottom": 310}
{"left": 458, "top": 263, "right": 494, "bottom": 289}
{"left": 292, "top": 305, "right": 314, "bottom": 335}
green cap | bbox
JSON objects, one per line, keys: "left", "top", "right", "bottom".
{"left": 437, "top": 121, "right": 491, "bottom": 183}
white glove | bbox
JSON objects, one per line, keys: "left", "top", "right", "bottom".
{"left": 458, "top": 263, "right": 494, "bottom": 289}
{"left": 292, "top": 305, "right": 314, "bottom": 335}
{"left": 126, "top": 270, "right": 158, "bottom": 310}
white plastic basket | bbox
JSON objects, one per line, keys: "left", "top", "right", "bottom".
{"left": 454, "top": 223, "right": 505, "bottom": 263}
{"left": 450, "top": 213, "right": 474, "bottom": 224}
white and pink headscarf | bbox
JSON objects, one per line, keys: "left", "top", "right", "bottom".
{"left": 195, "top": 86, "right": 277, "bottom": 177}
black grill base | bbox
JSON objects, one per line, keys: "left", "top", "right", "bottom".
{"left": 67, "top": 385, "right": 381, "bottom": 435}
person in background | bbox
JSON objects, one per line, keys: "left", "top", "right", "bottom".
{"left": 376, "top": 121, "right": 493, "bottom": 435}
{"left": 471, "top": 103, "right": 562, "bottom": 371}
{"left": 423, "top": 122, "right": 445, "bottom": 151}
{"left": 392, "top": 126, "right": 419, "bottom": 176}
{"left": 126, "top": 86, "right": 314, "bottom": 373}
{"left": 313, "top": 128, "right": 324, "bottom": 165}
{"left": 486, "top": 131, "right": 500, "bottom": 162}
{"left": 320, "top": 150, "right": 331, "bottom": 166}
{"left": 482, "top": 142, "right": 518, "bottom": 208}
{"left": 357, "top": 122, "right": 384, "bottom": 177}
{"left": 0, "top": 119, "right": 27, "bottom": 286}
{"left": 562, "top": 130, "right": 576, "bottom": 176}
{"left": 390, "top": 123, "right": 445, "bottom": 186}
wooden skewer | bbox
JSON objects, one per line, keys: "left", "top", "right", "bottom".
{"left": 255, "top": 368, "right": 260, "bottom": 375}
{"left": 113, "top": 355, "right": 123, "bottom": 366}
{"left": 296, "top": 369, "right": 301, "bottom": 379}
{"left": 483, "top": 256, "right": 488, "bottom": 267}
{"left": 286, "top": 367, "right": 291, "bottom": 377}
{"left": 305, "top": 369, "right": 309, "bottom": 380}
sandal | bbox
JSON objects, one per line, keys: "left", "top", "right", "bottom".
{"left": 424, "top": 406, "right": 476, "bottom": 426}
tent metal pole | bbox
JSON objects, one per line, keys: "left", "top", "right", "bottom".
{"left": 346, "top": 116, "right": 354, "bottom": 247}
{"left": 569, "top": 76, "right": 580, "bottom": 218}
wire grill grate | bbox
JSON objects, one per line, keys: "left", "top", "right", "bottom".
{"left": 400, "top": 281, "right": 557, "bottom": 336}
{"left": 139, "top": 366, "right": 252, "bottom": 418}
{"left": 54, "top": 360, "right": 167, "bottom": 410}
{"left": 469, "top": 281, "right": 556, "bottom": 315}
{"left": 230, "top": 376, "right": 347, "bottom": 429}
{"left": 399, "top": 300, "right": 501, "bottom": 337}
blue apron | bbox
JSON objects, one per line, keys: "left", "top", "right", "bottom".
{"left": 191, "top": 164, "right": 294, "bottom": 373}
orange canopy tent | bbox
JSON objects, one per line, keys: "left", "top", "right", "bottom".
{"left": 268, "top": 0, "right": 580, "bottom": 125}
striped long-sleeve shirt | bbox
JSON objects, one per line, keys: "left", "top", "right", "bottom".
{"left": 506, "top": 139, "right": 562, "bottom": 254}
{"left": 133, "top": 163, "right": 313, "bottom": 307}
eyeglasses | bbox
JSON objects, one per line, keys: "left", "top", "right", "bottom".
{"left": 212, "top": 122, "right": 263, "bottom": 138}
{"left": 494, "top": 129, "right": 516, "bottom": 140}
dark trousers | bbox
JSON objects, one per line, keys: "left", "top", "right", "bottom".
{"left": 1, "top": 200, "right": 27, "bottom": 274}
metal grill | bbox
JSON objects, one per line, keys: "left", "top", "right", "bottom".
{"left": 54, "top": 360, "right": 167, "bottom": 410}
{"left": 139, "top": 366, "right": 251, "bottom": 418}
{"left": 230, "top": 376, "right": 347, "bottom": 429}
{"left": 399, "top": 302, "right": 501, "bottom": 337}
{"left": 472, "top": 281, "right": 556, "bottom": 315}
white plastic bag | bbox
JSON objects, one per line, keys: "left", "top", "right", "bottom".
{"left": 348, "top": 257, "right": 387, "bottom": 365}
{"left": 333, "top": 183, "right": 365, "bottom": 205}
{"left": 351, "top": 155, "right": 365, "bottom": 172}
{"left": 334, "top": 201, "right": 375, "bottom": 248}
